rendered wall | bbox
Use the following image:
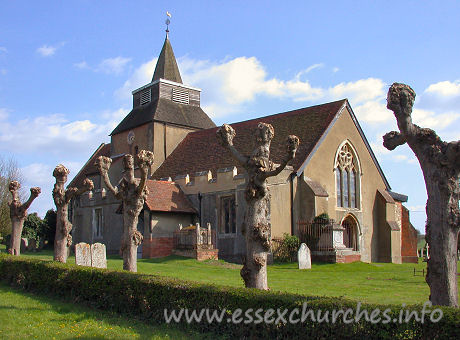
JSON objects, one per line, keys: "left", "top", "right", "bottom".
{"left": 111, "top": 123, "right": 154, "bottom": 156}
{"left": 303, "top": 107, "right": 393, "bottom": 263}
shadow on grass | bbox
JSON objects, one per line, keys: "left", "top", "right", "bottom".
{"left": 0, "top": 282, "right": 217, "bottom": 340}
{"left": 138, "top": 255, "right": 197, "bottom": 264}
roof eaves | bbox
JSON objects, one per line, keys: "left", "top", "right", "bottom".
{"left": 68, "top": 143, "right": 107, "bottom": 187}
{"left": 388, "top": 190, "right": 408, "bottom": 203}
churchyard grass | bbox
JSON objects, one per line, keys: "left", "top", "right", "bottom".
{"left": 0, "top": 282, "right": 218, "bottom": 340}
{"left": 10, "top": 247, "right": 459, "bottom": 305}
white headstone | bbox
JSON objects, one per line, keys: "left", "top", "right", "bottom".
{"left": 91, "top": 243, "right": 107, "bottom": 269}
{"left": 298, "top": 243, "right": 311, "bottom": 270}
{"left": 75, "top": 242, "right": 91, "bottom": 267}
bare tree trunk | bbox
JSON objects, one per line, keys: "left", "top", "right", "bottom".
{"left": 8, "top": 181, "right": 40, "bottom": 256}
{"left": 52, "top": 165, "right": 93, "bottom": 263}
{"left": 53, "top": 206, "right": 71, "bottom": 263}
{"left": 217, "top": 123, "right": 299, "bottom": 290}
{"left": 424, "top": 175, "right": 459, "bottom": 306}
{"left": 240, "top": 196, "right": 271, "bottom": 289}
{"left": 383, "top": 83, "right": 460, "bottom": 306}
{"left": 9, "top": 217, "right": 24, "bottom": 256}
{"left": 121, "top": 211, "right": 143, "bottom": 272}
{"left": 96, "top": 150, "right": 153, "bottom": 273}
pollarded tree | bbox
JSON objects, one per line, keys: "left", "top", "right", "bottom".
{"left": 52, "top": 165, "right": 94, "bottom": 263}
{"left": 0, "top": 156, "right": 23, "bottom": 238}
{"left": 95, "top": 151, "right": 154, "bottom": 272}
{"left": 217, "top": 123, "right": 299, "bottom": 290}
{"left": 8, "top": 181, "right": 41, "bottom": 255}
{"left": 383, "top": 83, "right": 460, "bottom": 307}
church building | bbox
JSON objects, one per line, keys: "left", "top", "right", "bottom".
{"left": 69, "top": 30, "right": 418, "bottom": 264}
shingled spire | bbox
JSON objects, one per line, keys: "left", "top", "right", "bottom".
{"left": 152, "top": 33, "right": 183, "bottom": 83}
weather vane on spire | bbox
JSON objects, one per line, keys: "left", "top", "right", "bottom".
{"left": 165, "top": 11, "right": 172, "bottom": 34}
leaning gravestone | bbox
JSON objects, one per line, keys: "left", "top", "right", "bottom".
{"left": 75, "top": 242, "right": 91, "bottom": 267}
{"left": 28, "top": 239, "right": 37, "bottom": 252}
{"left": 298, "top": 243, "right": 311, "bottom": 270}
{"left": 91, "top": 243, "right": 107, "bottom": 269}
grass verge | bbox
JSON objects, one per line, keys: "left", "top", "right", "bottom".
{"left": 0, "top": 282, "right": 218, "bottom": 339}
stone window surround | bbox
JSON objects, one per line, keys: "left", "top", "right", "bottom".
{"left": 218, "top": 194, "right": 236, "bottom": 235}
{"left": 92, "top": 208, "right": 103, "bottom": 240}
{"left": 334, "top": 141, "right": 361, "bottom": 210}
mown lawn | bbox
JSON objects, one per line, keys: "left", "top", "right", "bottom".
{"left": 0, "top": 282, "right": 218, "bottom": 339}
{"left": 5, "top": 246, "right": 459, "bottom": 305}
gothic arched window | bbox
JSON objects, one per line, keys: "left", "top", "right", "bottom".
{"left": 335, "top": 143, "right": 360, "bottom": 209}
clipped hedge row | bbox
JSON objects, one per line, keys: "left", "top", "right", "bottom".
{"left": 0, "top": 254, "right": 459, "bottom": 339}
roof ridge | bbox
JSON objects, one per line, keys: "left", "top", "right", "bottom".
{"left": 183, "top": 99, "right": 348, "bottom": 138}
{"left": 227, "top": 99, "right": 347, "bottom": 126}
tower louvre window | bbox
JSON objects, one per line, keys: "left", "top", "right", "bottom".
{"left": 140, "top": 88, "right": 151, "bottom": 105}
{"left": 172, "top": 87, "right": 189, "bottom": 104}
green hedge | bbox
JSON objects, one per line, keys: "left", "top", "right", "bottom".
{"left": 0, "top": 254, "right": 459, "bottom": 339}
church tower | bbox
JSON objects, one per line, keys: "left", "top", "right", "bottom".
{"left": 110, "top": 28, "right": 215, "bottom": 173}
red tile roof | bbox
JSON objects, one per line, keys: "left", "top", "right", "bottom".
{"left": 153, "top": 99, "right": 347, "bottom": 180}
{"left": 144, "top": 180, "right": 196, "bottom": 214}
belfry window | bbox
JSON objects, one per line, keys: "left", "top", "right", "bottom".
{"left": 335, "top": 143, "right": 359, "bottom": 209}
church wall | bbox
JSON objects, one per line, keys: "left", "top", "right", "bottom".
{"left": 111, "top": 123, "right": 154, "bottom": 156}
{"left": 376, "top": 194, "right": 392, "bottom": 262}
{"left": 303, "top": 107, "right": 389, "bottom": 263}
{"left": 72, "top": 193, "right": 123, "bottom": 255}
{"left": 267, "top": 172, "right": 292, "bottom": 239}
{"left": 152, "top": 122, "right": 197, "bottom": 174}
{"left": 71, "top": 158, "right": 126, "bottom": 255}
{"left": 175, "top": 167, "right": 292, "bottom": 262}
{"left": 148, "top": 211, "right": 194, "bottom": 237}
{"left": 142, "top": 211, "right": 194, "bottom": 258}
{"left": 291, "top": 175, "right": 315, "bottom": 236}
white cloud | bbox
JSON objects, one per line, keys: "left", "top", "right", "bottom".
{"left": 425, "top": 80, "right": 460, "bottom": 98}
{"left": 0, "top": 47, "right": 7, "bottom": 53}
{"left": 407, "top": 205, "right": 425, "bottom": 212}
{"left": 354, "top": 101, "right": 393, "bottom": 124}
{"left": 333, "top": 67, "right": 339, "bottom": 73}
{"left": 327, "top": 78, "right": 385, "bottom": 104}
{"left": 0, "top": 108, "right": 9, "bottom": 120}
{"left": 74, "top": 61, "right": 89, "bottom": 69}
{"left": 0, "top": 107, "right": 128, "bottom": 155}
{"left": 412, "top": 108, "right": 460, "bottom": 130}
{"left": 295, "top": 63, "right": 324, "bottom": 78}
{"left": 37, "top": 44, "right": 58, "bottom": 57}
{"left": 115, "top": 58, "right": 156, "bottom": 102}
{"left": 20, "top": 161, "right": 83, "bottom": 217}
{"left": 21, "top": 163, "right": 54, "bottom": 187}
{"left": 117, "top": 56, "right": 388, "bottom": 119}
{"left": 370, "top": 141, "right": 391, "bottom": 156}
{"left": 98, "top": 57, "right": 131, "bottom": 75}
{"left": 393, "top": 154, "right": 408, "bottom": 162}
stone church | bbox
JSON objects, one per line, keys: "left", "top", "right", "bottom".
{"left": 69, "top": 31, "right": 418, "bottom": 264}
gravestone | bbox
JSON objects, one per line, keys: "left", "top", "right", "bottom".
{"left": 298, "top": 243, "right": 311, "bottom": 270}
{"left": 28, "top": 239, "right": 37, "bottom": 252}
{"left": 20, "top": 238, "right": 28, "bottom": 253}
{"left": 91, "top": 243, "right": 107, "bottom": 269}
{"left": 75, "top": 242, "right": 91, "bottom": 267}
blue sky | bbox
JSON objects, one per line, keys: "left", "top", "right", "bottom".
{"left": 1, "top": 1, "right": 460, "bottom": 233}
